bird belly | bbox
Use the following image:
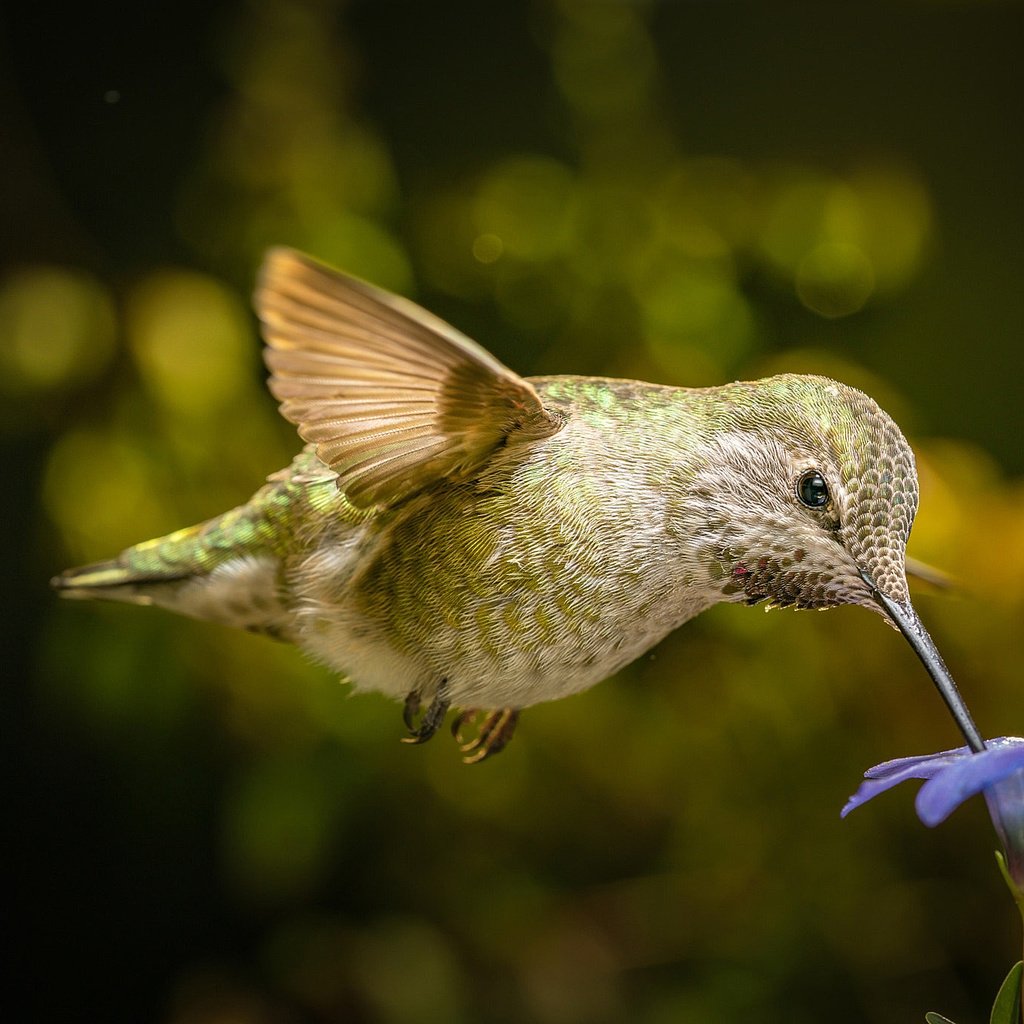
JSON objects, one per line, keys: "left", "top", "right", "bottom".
{"left": 291, "top": 536, "right": 711, "bottom": 709}
{"left": 295, "top": 598, "right": 686, "bottom": 708}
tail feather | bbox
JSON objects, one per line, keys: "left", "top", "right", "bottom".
{"left": 53, "top": 540, "right": 289, "bottom": 635}
{"left": 50, "top": 502, "right": 278, "bottom": 618}
{"left": 50, "top": 448, "right": 348, "bottom": 634}
{"left": 52, "top": 518, "right": 216, "bottom": 598}
{"left": 51, "top": 557, "right": 189, "bottom": 604}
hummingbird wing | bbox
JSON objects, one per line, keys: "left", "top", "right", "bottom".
{"left": 256, "top": 248, "right": 562, "bottom": 509}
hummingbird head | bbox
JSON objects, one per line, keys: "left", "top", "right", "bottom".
{"left": 683, "top": 373, "right": 983, "bottom": 751}
{"left": 685, "top": 373, "right": 917, "bottom": 614}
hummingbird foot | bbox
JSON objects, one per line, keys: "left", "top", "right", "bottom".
{"left": 401, "top": 681, "right": 450, "bottom": 745}
{"left": 451, "top": 708, "right": 520, "bottom": 764}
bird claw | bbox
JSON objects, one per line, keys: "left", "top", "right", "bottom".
{"left": 451, "top": 708, "right": 520, "bottom": 764}
{"left": 401, "top": 682, "right": 450, "bottom": 745}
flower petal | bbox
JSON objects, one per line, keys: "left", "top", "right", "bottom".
{"left": 863, "top": 747, "right": 970, "bottom": 781}
{"left": 915, "top": 743, "right": 1024, "bottom": 827}
{"left": 843, "top": 763, "right": 945, "bottom": 817}
{"left": 842, "top": 747, "right": 972, "bottom": 818}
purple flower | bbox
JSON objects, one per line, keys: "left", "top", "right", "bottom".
{"left": 843, "top": 736, "right": 1024, "bottom": 894}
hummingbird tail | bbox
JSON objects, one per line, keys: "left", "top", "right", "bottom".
{"left": 50, "top": 527, "right": 214, "bottom": 617}
{"left": 50, "top": 557, "right": 190, "bottom": 604}
{"left": 49, "top": 449, "right": 359, "bottom": 634}
{"left": 50, "top": 503, "right": 292, "bottom": 636}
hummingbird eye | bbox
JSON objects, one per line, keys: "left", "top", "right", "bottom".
{"left": 797, "top": 470, "right": 830, "bottom": 509}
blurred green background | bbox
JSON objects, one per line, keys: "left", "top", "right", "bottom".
{"left": 4, "top": 1, "right": 1024, "bottom": 1021}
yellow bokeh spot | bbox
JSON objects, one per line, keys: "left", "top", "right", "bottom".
{"left": 126, "top": 270, "right": 253, "bottom": 418}
{"left": 550, "top": 0, "right": 657, "bottom": 120}
{"left": 471, "top": 233, "right": 504, "bottom": 264}
{"left": 0, "top": 266, "right": 116, "bottom": 393}
{"left": 796, "top": 241, "right": 876, "bottom": 318}
{"left": 43, "top": 428, "right": 168, "bottom": 559}
{"left": 474, "top": 156, "right": 577, "bottom": 261}
{"left": 760, "top": 174, "right": 837, "bottom": 273}
{"left": 292, "top": 211, "right": 413, "bottom": 293}
{"left": 848, "top": 164, "right": 932, "bottom": 291}
{"left": 640, "top": 265, "right": 755, "bottom": 367}
{"left": 760, "top": 163, "right": 932, "bottom": 313}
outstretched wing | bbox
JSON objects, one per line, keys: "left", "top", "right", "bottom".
{"left": 255, "top": 248, "right": 562, "bottom": 509}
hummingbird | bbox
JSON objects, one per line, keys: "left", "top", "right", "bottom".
{"left": 53, "top": 247, "right": 984, "bottom": 762}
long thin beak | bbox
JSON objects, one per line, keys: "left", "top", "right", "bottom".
{"left": 861, "top": 571, "right": 985, "bottom": 753}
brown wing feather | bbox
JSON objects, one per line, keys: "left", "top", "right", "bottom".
{"left": 255, "top": 248, "right": 562, "bottom": 508}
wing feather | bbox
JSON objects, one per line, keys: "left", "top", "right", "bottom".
{"left": 255, "top": 248, "right": 562, "bottom": 508}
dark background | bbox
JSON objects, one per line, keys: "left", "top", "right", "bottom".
{"left": 4, "top": 2, "right": 1023, "bottom": 1022}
